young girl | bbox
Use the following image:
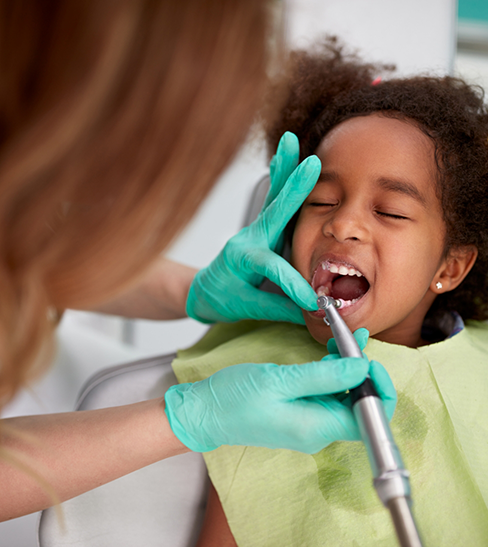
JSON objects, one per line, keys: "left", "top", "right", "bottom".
{"left": 172, "top": 39, "right": 488, "bottom": 545}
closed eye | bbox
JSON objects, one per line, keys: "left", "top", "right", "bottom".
{"left": 376, "top": 211, "right": 409, "bottom": 220}
{"left": 308, "top": 202, "right": 337, "bottom": 207}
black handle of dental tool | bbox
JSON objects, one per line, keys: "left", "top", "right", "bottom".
{"left": 320, "top": 298, "right": 423, "bottom": 547}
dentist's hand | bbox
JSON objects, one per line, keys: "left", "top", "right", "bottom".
{"left": 164, "top": 350, "right": 394, "bottom": 454}
{"left": 186, "top": 132, "right": 320, "bottom": 325}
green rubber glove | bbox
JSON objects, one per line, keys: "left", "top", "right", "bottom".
{"left": 325, "top": 328, "right": 397, "bottom": 421}
{"left": 186, "top": 132, "right": 320, "bottom": 325}
{"left": 164, "top": 351, "right": 396, "bottom": 454}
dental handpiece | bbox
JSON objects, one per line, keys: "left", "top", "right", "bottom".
{"left": 317, "top": 296, "right": 423, "bottom": 547}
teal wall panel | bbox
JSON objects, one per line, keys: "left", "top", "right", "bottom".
{"left": 459, "top": 0, "right": 488, "bottom": 22}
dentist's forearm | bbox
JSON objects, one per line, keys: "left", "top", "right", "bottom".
{"left": 0, "top": 399, "right": 189, "bottom": 521}
{"left": 86, "top": 257, "right": 198, "bottom": 320}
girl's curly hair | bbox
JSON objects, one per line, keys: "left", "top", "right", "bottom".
{"left": 264, "top": 37, "right": 488, "bottom": 321}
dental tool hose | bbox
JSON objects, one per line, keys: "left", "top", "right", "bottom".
{"left": 317, "top": 296, "right": 423, "bottom": 547}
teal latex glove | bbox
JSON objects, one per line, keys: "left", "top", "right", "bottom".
{"left": 324, "top": 328, "right": 397, "bottom": 424}
{"left": 164, "top": 349, "right": 395, "bottom": 454}
{"left": 186, "top": 132, "right": 320, "bottom": 325}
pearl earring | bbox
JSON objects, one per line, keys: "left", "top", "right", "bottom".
{"left": 436, "top": 282, "right": 442, "bottom": 290}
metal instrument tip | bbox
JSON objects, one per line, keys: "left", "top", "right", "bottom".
{"left": 316, "top": 295, "right": 342, "bottom": 310}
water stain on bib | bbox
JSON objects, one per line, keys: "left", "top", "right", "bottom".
{"left": 313, "top": 392, "right": 427, "bottom": 514}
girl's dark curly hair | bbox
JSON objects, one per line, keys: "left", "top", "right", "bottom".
{"left": 264, "top": 37, "right": 488, "bottom": 321}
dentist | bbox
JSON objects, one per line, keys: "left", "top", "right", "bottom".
{"left": 0, "top": 0, "right": 395, "bottom": 521}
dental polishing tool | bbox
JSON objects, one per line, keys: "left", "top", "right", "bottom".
{"left": 317, "top": 295, "right": 423, "bottom": 547}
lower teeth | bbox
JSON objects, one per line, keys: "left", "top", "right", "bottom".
{"left": 337, "top": 297, "right": 361, "bottom": 308}
{"left": 316, "top": 287, "right": 365, "bottom": 307}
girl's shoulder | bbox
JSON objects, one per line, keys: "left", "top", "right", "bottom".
{"left": 464, "top": 320, "right": 488, "bottom": 354}
{"left": 465, "top": 319, "right": 488, "bottom": 338}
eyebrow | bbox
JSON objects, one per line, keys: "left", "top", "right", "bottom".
{"left": 377, "top": 177, "right": 427, "bottom": 208}
{"left": 317, "top": 171, "right": 428, "bottom": 208}
{"left": 317, "top": 171, "right": 340, "bottom": 184}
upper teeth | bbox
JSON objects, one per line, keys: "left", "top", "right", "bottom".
{"left": 322, "top": 262, "right": 362, "bottom": 277}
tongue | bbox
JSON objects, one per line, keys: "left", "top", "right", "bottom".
{"left": 331, "top": 276, "right": 369, "bottom": 301}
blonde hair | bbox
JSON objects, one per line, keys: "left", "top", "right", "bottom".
{"left": 0, "top": 0, "right": 272, "bottom": 407}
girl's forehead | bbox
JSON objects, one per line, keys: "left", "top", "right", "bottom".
{"left": 316, "top": 114, "right": 437, "bottom": 180}
{"left": 318, "top": 113, "right": 433, "bottom": 153}
{"left": 314, "top": 113, "right": 440, "bottom": 206}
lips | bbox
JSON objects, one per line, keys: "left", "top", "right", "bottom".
{"left": 311, "top": 258, "right": 370, "bottom": 307}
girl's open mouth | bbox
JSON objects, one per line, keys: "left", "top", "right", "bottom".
{"left": 310, "top": 259, "right": 370, "bottom": 314}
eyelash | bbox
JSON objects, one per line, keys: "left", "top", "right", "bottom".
{"left": 308, "top": 203, "right": 409, "bottom": 221}
{"left": 375, "top": 211, "right": 409, "bottom": 220}
{"left": 309, "top": 202, "right": 335, "bottom": 208}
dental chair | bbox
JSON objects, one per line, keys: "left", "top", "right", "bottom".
{"left": 38, "top": 175, "right": 272, "bottom": 547}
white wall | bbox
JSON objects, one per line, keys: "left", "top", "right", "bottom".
{"left": 286, "top": 0, "right": 456, "bottom": 75}
{"left": 456, "top": 51, "right": 488, "bottom": 88}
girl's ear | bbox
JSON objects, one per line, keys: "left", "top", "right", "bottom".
{"left": 431, "top": 246, "right": 478, "bottom": 294}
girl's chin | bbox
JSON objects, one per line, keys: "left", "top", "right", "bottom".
{"left": 305, "top": 323, "right": 333, "bottom": 346}
{"left": 302, "top": 313, "right": 332, "bottom": 346}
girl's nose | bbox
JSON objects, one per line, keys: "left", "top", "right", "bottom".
{"left": 322, "top": 205, "right": 368, "bottom": 243}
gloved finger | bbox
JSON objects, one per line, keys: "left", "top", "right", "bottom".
{"left": 244, "top": 248, "right": 318, "bottom": 311}
{"left": 327, "top": 328, "right": 370, "bottom": 355}
{"left": 314, "top": 399, "right": 361, "bottom": 442}
{"left": 275, "top": 357, "right": 369, "bottom": 399}
{"left": 228, "top": 284, "right": 307, "bottom": 324}
{"left": 319, "top": 352, "right": 342, "bottom": 363}
{"left": 264, "top": 132, "right": 300, "bottom": 208}
{"left": 368, "top": 360, "right": 397, "bottom": 420}
{"left": 261, "top": 155, "right": 321, "bottom": 248}
{"left": 311, "top": 397, "right": 361, "bottom": 443}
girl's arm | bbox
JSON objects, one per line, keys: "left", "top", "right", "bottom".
{"left": 90, "top": 257, "right": 198, "bottom": 320}
{"left": 0, "top": 399, "right": 189, "bottom": 521}
{"left": 196, "top": 481, "right": 237, "bottom": 547}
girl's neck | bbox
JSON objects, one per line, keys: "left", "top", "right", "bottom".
{"left": 372, "top": 326, "right": 426, "bottom": 348}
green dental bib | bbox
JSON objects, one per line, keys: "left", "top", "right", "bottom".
{"left": 172, "top": 321, "right": 488, "bottom": 546}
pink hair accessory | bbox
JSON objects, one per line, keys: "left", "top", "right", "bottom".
{"left": 371, "top": 77, "right": 382, "bottom": 86}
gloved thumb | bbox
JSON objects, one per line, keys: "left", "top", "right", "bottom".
{"left": 275, "top": 358, "right": 369, "bottom": 399}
